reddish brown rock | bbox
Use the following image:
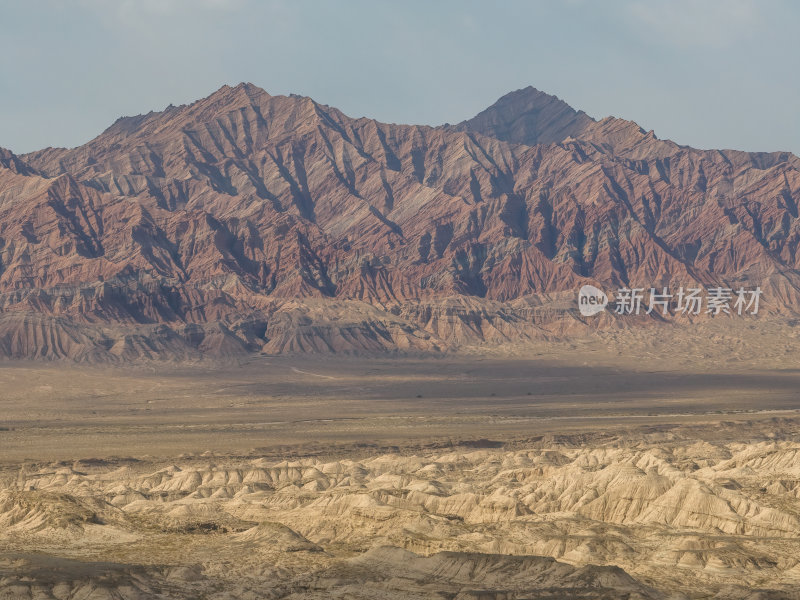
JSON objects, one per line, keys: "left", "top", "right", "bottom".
{"left": 0, "top": 83, "right": 798, "bottom": 360}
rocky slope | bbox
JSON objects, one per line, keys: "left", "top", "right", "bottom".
{"left": 1, "top": 84, "right": 799, "bottom": 359}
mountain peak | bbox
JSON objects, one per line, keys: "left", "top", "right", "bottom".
{"left": 498, "top": 85, "right": 569, "bottom": 105}
{"left": 454, "top": 86, "right": 595, "bottom": 145}
{"left": 212, "top": 81, "right": 269, "bottom": 98}
{"left": 0, "top": 146, "right": 36, "bottom": 175}
{"left": 199, "top": 82, "right": 271, "bottom": 108}
{"left": 93, "top": 82, "right": 274, "bottom": 142}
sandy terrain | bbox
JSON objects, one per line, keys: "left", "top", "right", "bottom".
{"left": 3, "top": 331, "right": 800, "bottom": 598}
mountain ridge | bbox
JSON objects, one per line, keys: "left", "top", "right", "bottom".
{"left": 1, "top": 82, "right": 799, "bottom": 360}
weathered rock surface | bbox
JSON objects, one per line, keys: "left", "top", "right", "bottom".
{"left": 6, "top": 423, "right": 800, "bottom": 597}
{"left": 2, "top": 83, "right": 799, "bottom": 359}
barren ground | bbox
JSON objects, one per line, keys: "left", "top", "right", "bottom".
{"left": 2, "top": 328, "right": 800, "bottom": 598}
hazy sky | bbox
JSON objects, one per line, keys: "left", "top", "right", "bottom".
{"left": 1, "top": 0, "right": 797, "bottom": 154}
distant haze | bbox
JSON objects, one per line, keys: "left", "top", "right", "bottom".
{"left": 0, "top": 0, "right": 797, "bottom": 154}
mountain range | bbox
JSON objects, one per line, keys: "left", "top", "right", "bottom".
{"left": 1, "top": 83, "right": 798, "bottom": 360}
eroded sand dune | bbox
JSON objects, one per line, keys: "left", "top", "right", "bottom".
{"left": 4, "top": 423, "right": 800, "bottom": 598}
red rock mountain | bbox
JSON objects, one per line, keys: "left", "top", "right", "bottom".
{"left": 0, "top": 83, "right": 798, "bottom": 360}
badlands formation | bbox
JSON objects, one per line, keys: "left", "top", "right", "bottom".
{"left": 4, "top": 417, "right": 800, "bottom": 598}
{"left": 3, "top": 352, "right": 800, "bottom": 598}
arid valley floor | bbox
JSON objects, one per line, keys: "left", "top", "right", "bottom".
{"left": 3, "top": 328, "right": 800, "bottom": 598}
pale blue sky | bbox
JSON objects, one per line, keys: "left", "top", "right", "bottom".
{"left": 1, "top": 0, "right": 797, "bottom": 154}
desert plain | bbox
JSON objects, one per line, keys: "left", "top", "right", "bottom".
{"left": 2, "top": 323, "right": 800, "bottom": 599}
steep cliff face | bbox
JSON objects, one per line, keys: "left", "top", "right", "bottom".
{"left": 0, "top": 83, "right": 798, "bottom": 359}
